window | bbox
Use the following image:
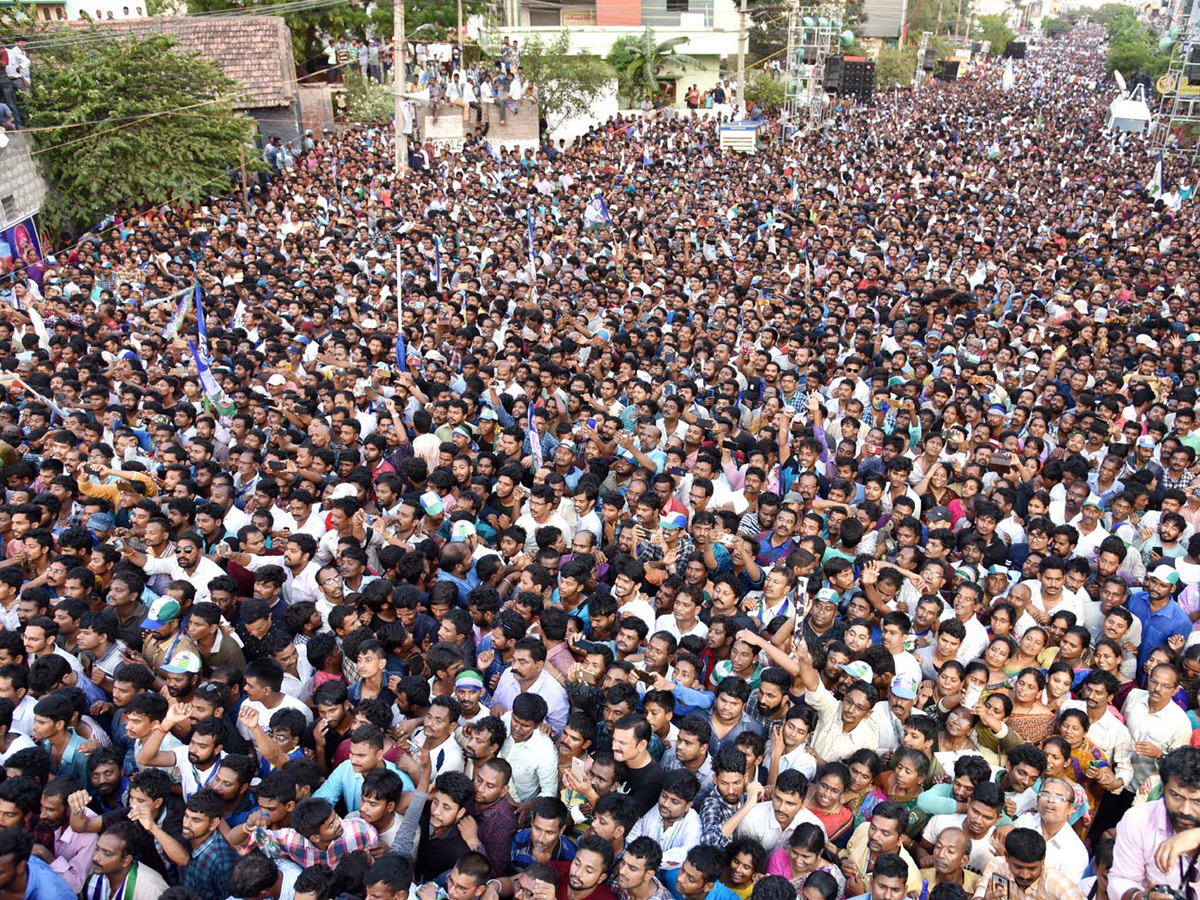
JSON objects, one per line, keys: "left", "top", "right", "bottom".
{"left": 666, "top": 0, "right": 688, "bottom": 10}
{"left": 0, "top": 197, "right": 17, "bottom": 223}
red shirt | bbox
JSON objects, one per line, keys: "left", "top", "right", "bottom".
{"left": 550, "top": 861, "right": 617, "bottom": 900}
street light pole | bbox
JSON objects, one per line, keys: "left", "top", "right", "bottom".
{"left": 394, "top": 0, "right": 408, "bottom": 174}
{"left": 737, "top": 0, "right": 747, "bottom": 116}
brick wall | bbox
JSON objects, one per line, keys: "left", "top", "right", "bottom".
{"left": 0, "top": 132, "right": 49, "bottom": 229}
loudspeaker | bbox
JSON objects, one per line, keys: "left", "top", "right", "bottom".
{"left": 922, "top": 48, "right": 937, "bottom": 69}
{"left": 840, "top": 57, "right": 875, "bottom": 99}
{"left": 934, "top": 59, "right": 960, "bottom": 81}
{"left": 823, "top": 55, "right": 844, "bottom": 91}
{"left": 970, "top": 41, "right": 983, "bottom": 54}
{"left": 1007, "top": 40, "right": 1026, "bottom": 59}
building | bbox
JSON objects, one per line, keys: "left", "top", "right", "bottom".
{"left": 60, "top": 15, "right": 304, "bottom": 141}
{"left": 0, "top": 0, "right": 68, "bottom": 23}
{"left": 498, "top": 0, "right": 743, "bottom": 103}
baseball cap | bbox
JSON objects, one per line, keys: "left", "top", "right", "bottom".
{"left": 1082, "top": 495, "right": 1103, "bottom": 509}
{"left": 450, "top": 521, "right": 477, "bottom": 542}
{"left": 161, "top": 650, "right": 202, "bottom": 674}
{"left": 479, "top": 408, "right": 499, "bottom": 422}
{"left": 88, "top": 512, "right": 114, "bottom": 532}
{"left": 420, "top": 491, "right": 445, "bottom": 516}
{"left": 267, "top": 373, "right": 287, "bottom": 386}
{"left": 660, "top": 512, "right": 688, "bottom": 530}
{"left": 840, "top": 661, "right": 873, "bottom": 682}
{"left": 891, "top": 674, "right": 919, "bottom": 700}
{"left": 455, "top": 670, "right": 485, "bottom": 691}
{"left": 143, "top": 597, "right": 182, "bottom": 630}
{"left": 1137, "top": 435, "right": 1157, "bottom": 449}
{"left": 927, "top": 507, "right": 952, "bottom": 524}
{"left": 814, "top": 587, "right": 840, "bottom": 605}
{"left": 1149, "top": 564, "right": 1180, "bottom": 586}
{"left": 986, "top": 564, "right": 1015, "bottom": 581}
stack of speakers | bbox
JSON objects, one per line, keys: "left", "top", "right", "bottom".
{"left": 823, "top": 55, "right": 875, "bottom": 100}
{"left": 1006, "top": 40, "right": 1027, "bottom": 58}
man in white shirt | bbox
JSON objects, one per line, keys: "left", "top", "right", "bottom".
{"left": 940, "top": 584, "right": 990, "bottom": 664}
{"left": 1123, "top": 663, "right": 1193, "bottom": 795}
{"left": 410, "top": 696, "right": 465, "bottom": 778}
{"left": 490, "top": 636, "right": 569, "bottom": 733}
{"left": 628, "top": 770, "right": 704, "bottom": 869}
{"left": 1011, "top": 777, "right": 1089, "bottom": 882}
{"left": 734, "top": 768, "right": 824, "bottom": 853}
{"left": 499, "top": 696, "right": 558, "bottom": 807}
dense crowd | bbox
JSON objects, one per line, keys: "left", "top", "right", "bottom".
{"left": 0, "top": 20, "right": 1196, "bottom": 900}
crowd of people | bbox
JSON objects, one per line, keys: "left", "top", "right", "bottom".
{"left": 0, "top": 19, "right": 1195, "bottom": 900}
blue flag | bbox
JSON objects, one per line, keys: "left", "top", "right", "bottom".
{"left": 188, "top": 340, "right": 235, "bottom": 417}
{"left": 194, "top": 282, "right": 209, "bottom": 349}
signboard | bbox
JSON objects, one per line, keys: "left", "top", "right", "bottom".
{"left": 719, "top": 121, "right": 759, "bottom": 154}
{"left": 0, "top": 216, "right": 41, "bottom": 279}
{"left": 563, "top": 9, "right": 596, "bottom": 25}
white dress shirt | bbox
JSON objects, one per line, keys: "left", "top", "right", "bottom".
{"left": 1122, "top": 689, "right": 1193, "bottom": 791}
{"left": 499, "top": 714, "right": 558, "bottom": 802}
{"left": 628, "top": 807, "right": 703, "bottom": 868}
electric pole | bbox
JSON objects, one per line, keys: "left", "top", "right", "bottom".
{"left": 394, "top": 0, "right": 408, "bottom": 174}
{"left": 737, "top": 0, "right": 747, "bottom": 116}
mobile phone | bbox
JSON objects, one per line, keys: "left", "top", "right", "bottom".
{"left": 988, "top": 874, "right": 1011, "bottom": 900}
{"left": 570, "top": 756, "right": 587, "bottom": 781}
{"left": 587, "top": 418, "right": 596, "bottom": 429}
{"left": 268, "top": 460, "right": 285, "bottom": 471}
{"left": 963, "top": 684, "right": 983, "bottom": 709}
{"left": 634, "top": 668, "right": 655, "bottom": 684}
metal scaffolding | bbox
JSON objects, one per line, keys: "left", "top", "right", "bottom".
{"left": 1151, "top": 5, "right": 1200, "bottom": 162}
{"left": 782, "top": 1, "right": 845, "bottom": 134}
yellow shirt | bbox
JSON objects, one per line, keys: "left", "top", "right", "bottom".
{"left": 846, "top": 821, "right": 923, "bottom": 894}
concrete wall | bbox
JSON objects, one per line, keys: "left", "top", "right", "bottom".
{"left": 0, "top": 132, "right": 48, "bottom": 230}
{"left": 252, "top": 103, "right": 303, "bottom": 145}
{"left": 298, "top": 85, "right": 336, "bottom": 136}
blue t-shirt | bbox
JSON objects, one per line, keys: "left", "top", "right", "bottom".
{"left": 26, "top": 856, "right": 76, "bottom": 900}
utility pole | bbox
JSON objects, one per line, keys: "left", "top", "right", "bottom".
{"left": 394, "top": 0, "right": 408, "bottom": 174}
{"left": 457, "top": 0, "right": 464, "bottom": 64}
{"left": 737, "top": 0, "right": 747, "bottom": 117}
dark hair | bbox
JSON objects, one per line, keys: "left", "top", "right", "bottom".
{"left": 749, "top": 875, "right": 796, "bottom": 900}
{"left": 433, "top": 771, "right": 474, "bottom": 810}
{"left": 683, "top": 845, "right": 725, "bottom": 886}
{"left": 626, "top": 835, "right": 663, "bottom": 872}
{"left": 576, "top": 831, "right": 616, "bottom": 872}
{"left": 364, "top": 854, "right": 415, "bottom": 892}
{"left": 873, "top": 854, "right": 910, "bottom": 883}
{"left": 1160, "top": 746, "right": 1200, "bottom": 791}
{"left": 1004, "top": 827, "right": 1047, "bottom": 863}
{"left": 291, "top": 798, "right": 335, "bottom": 839}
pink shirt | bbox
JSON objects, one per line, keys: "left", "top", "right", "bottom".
{"left": 1109, "top": 798, "right": 1185, "bottom": 900}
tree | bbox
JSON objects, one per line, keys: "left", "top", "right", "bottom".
{"left": 344, "top": 69, "right": 395, "bottom": 123}
{"left": 875, "top": 46, "right": 917, "bottom": 89}
{"left": 516, "top": 31, "right": 613, "bottom": 133}
{"left": 605, "top": 28, "right": 700, "bottom": 105}
{"left": 745, "top": 72, "right": 785, "bottom": 111}
{"left": 1044, "top": 16, "right": 1071, "bottom": 37}
{"left": 26, "top": 33, "right": 255, "bottom": 236}
{"left": 974, "top": 14, "right": 1013, "bottom": 56}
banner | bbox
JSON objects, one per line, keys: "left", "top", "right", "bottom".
{"left": 0, "top": 217, "right": 42, "bottom": 280}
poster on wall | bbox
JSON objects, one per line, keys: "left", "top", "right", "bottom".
{"left": 0, "top": 217, "right": 42, "bottom": 279}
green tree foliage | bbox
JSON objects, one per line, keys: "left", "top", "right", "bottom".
{"left": 343, "top": 69, "right": 394, "bottom": 122}
{"left": 745, "top": 72, "right": 785, "bottom": 111}
{"left": 26, "top": 33, "right": 255, "bottom": 236}
{"left": 875, "top": 46, "right": 917, "bottom": 88}
{"left": 516, "top": 31, "right": 613, "bottom": 132}
{"left": 905, "top": 0, "right": 973, "bottom": 37}
{"left": 1102, "top": 7, "right": 1169, "bottom": 79}
{"left": 605, "top": 28, "right": 700, "bottom": 105}
{"left": 1044, "top": 16, "right": 1071, "bottom": 37}
{"left": 974, "top": 14, "right": 1013, "bottom": 56}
